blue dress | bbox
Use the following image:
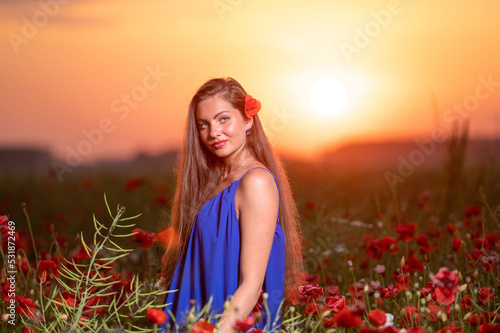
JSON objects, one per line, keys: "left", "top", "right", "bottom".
{"left": 161, "top": 167, "right": 285, "bottom": 332}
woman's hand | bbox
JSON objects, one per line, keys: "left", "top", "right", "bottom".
{"left": 216, "top": 314, "right": 236, "bottom": 333}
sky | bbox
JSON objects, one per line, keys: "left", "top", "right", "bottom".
{"left": 1, "top": 0, "right": 500, "bottom": 164}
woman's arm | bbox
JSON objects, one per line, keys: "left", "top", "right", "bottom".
{"left": 217, "top": 169, "right": 280, "bottom": 333}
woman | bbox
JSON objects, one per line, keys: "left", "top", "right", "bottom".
{"left": 161, "top": 77, "right": 303, "bottom": 332}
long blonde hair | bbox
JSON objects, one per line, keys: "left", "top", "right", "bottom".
{"left": 162, "top": 77, "right": 303, "bottom": 304}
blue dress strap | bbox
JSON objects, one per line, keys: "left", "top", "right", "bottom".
{"left": 237, "top": 167, "right": 281, "bottom": 221}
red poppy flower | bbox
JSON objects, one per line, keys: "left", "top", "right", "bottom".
{"left": 322, "top": 316, "right": 336, "bottom": 328}
{"left": 298, "top": 283, "right": 323, "bottom": 302}
{"left": 324, "top": 295, "right": 345, "bottom": 313}
{"left": 394, "top": 273, "right": 410, "bottom": 292}
{"left": 403, "top": 255, "right": 424, "bottom": 274}
{"left": 17, "top": 296, "right": 37, "bottom": 319}
{"left": 446, "top": 223, "right": 457, "bottom": 235}
{"left": 191, "top": 320, "right": 216, "bottom": 333}
{"left": 401, "top": 306, "right": 422, "bottom": 326}
{"left": 326, "top": 285, "right": 339, "bottom": 296}
{"left": 302, "top": 273, "right": 318, "bottom": 283}
{"left": 232, "top": 316, "right": 255, "bottom": 331}
{"left": 416, "top": 234, "right": 432, "bottom": 254}
{"left": 461, "top": 294, "right": 472, "bottom": 311}
{"left": 252, "top": 290, "right": 264, "bottom": 317}
{"left": 367, "top": 237, "right": 399, "bottom": 260}
{"left": 156, "top": 195, "right": 169, "bottom": 205}
{"left": 478, "top": 287, "right": 495, "bottom": 305}
{"left": 37, "top": 259, "right": 59, "bottom": 285}
{"left": 464, "top": 205, "right": 481, "bottom": 217}
{"left": 485, "top": 233, "right": 498, "bottom": 247}
{"left": 130, "top": 228, "right": 157, "bottom": 249}
{"left": 481, "top": 255, "right": 498, "bottom": 273}
{"left": 124, "top": 176, "right": 143, "bottom": 191}
{"left": 395, "top": 223, "right": 416, "bottom": 242}
{"left": 407, "top": 328, "right": 426, "bottom": 333}
{"left": 418, "top": 283, "right": 433, "bottom": 299}
{"left": 78, "top": 316, "right": 90, "bottom": 327}
{"left": 469, "top": 248, "right": 485, "bottom": 262}
{"left": 437, "top": 325, "right": 463, "bottom": 333}
{"left": 333, "top": 307, "right": 362, "bottom": 328}
{"left": 452, "top": 237, "right": 462, "bottom": 252}
{"left": 146, "top": 308, "right": 167, "bottom": 325}
{"left": 478, "top": 324, "right": 500, "bottom": 333}
{"left": 244, "top": 95, "right": 261, "bottom": 117}
{"left": 304, "top": 302, "right": 325, "bottom": 316}
{"left": 425, "top": 304, "right": 442, "bottom": 321}
{"left": 429, "top": 267, "right": 459, "bottom": 306}
{"left": 0, "top": 215, "right": 8, "bottom": 226}
{"left": 380, "top": 283, "right": 398, "bottom": 299}
{"left": 367, "top": 309, "right": 386, "bottom": 327}
{"left": 378, "top": 237, "right": 400, "bottom": 253}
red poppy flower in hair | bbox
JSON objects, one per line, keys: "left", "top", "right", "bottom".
{"left": 244, "top": 95, "right": 261, "bottom": 118}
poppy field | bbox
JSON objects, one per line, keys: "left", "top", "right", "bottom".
{"left": 1, "top": 157, "right": 499, "bottom": 332}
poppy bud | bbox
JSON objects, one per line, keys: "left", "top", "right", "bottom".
{"left": 464, "top": 312, "right": 472, "bottom": 320}
{"left": 60, "top": 314, "right": 68, "bottom": 321}
{"left": 459, "top": 284, "right": 467, "bottom": 293}
{"left": 320, "top": 310, "right": 331, "bottom": 318}
{"left": 400, "top": 256, "right": 405, "bottom": 268}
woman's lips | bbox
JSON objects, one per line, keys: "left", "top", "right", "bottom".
{"left": 213, "top": 140, "right": 227, "bottom": 149}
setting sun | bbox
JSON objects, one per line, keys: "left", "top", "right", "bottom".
{"left": 308, "top": 78, "right": 349, "bottom": 116}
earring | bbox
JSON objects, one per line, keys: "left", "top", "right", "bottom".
{"left": 246, "top": 130, "right": 251, "bottom": 135}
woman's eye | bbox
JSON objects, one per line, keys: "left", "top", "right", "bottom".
{"left": 199, "top": 123, "right": 207, "bottom": 129}
{"left": 220, "top": 117, "right": 229, "bottom": 123}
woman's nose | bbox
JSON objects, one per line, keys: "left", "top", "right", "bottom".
{"left": 209, "top": 124, "right": 220, "bottom": 138}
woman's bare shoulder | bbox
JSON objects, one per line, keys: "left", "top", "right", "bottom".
{"left": 235, "top": 166, "right": 279, "bottom": 218}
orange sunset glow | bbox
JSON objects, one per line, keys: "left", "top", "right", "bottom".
{"left": 1, "top": 1, "right": 500, "bottom": 164}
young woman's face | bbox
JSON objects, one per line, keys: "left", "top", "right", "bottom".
{"left": 196, "top": 95, "right": 253, "bottom": 159}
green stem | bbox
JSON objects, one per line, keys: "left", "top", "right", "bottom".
{"left": 22, "top": 205, "right": 38, "bottom": 265}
